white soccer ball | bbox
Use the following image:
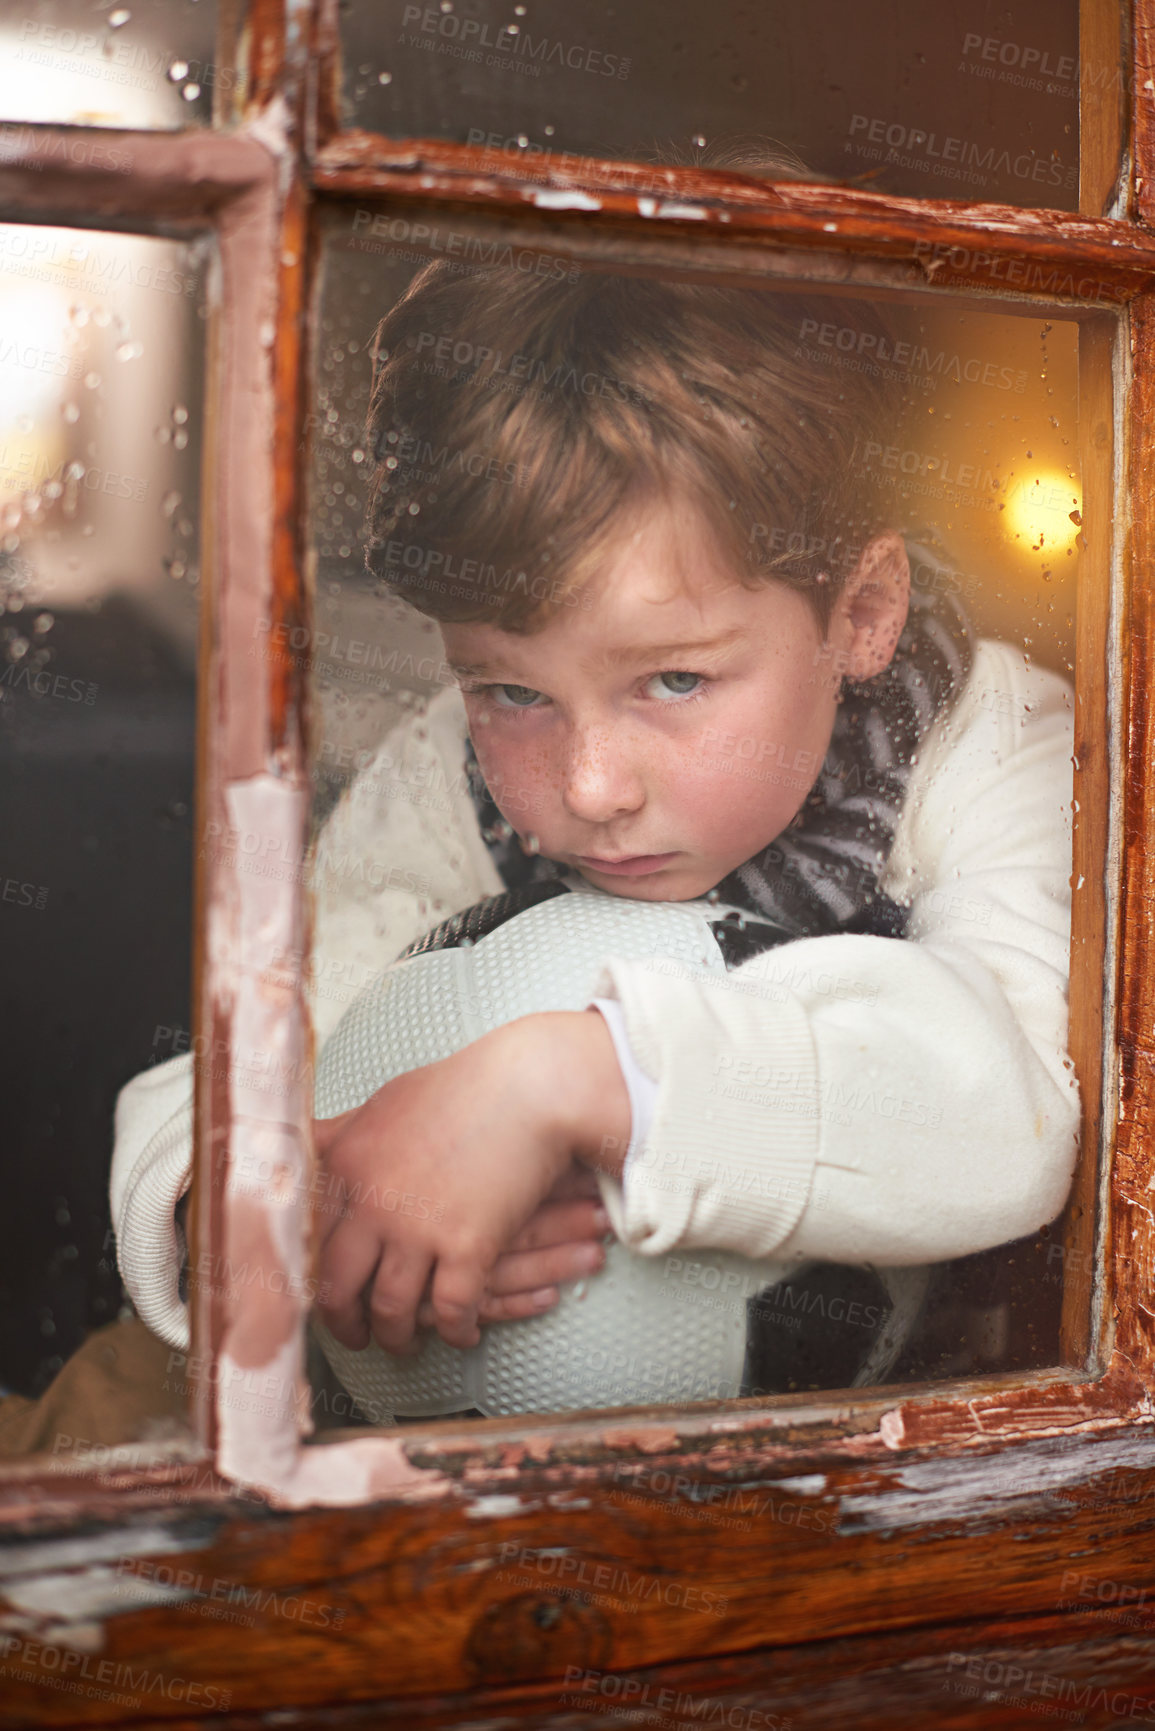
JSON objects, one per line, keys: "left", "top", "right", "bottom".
{"left": 311, "top": 875, "right": 918, "bottom": 1421}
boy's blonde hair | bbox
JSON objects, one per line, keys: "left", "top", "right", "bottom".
{"left": 363, "top": 263, "right": 906, "bottom": 632}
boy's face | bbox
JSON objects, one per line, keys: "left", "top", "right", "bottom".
{"left": 443, "top": 499, "right": 908, "bottom": 903}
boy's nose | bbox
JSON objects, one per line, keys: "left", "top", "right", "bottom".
{"left": 560, "top": 730, "right": 646, "bottom": 824}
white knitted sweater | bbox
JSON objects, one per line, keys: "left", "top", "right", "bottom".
{"left": 111, "top": 639, "right": 1080, "bottom": 1350}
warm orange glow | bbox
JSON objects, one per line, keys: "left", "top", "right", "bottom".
{"left": 1002, "top": 470, "right": 1082, "bottom": 555}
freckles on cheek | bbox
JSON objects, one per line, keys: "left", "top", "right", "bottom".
{"left": 471, "top": 729, "right": 550, "bottom": 817}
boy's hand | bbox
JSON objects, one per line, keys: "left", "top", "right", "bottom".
{"left": 416, "top": 1167, "right": 612, "bottom": 1328}
{"left": 312, "top": 1011, "right": 629, "bottom": 1354}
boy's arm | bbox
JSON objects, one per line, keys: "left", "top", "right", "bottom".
{"left": 587, "top": 641, "right": 1081, "bottom": 1267}
{"left": 109, "top": 1053, "right": 195, "bottom": 1349}
{"left": 111, "top": 689, "right": 500, "bottom": 1348}
{"left": 313, "top": 1011, "right": 627, "bottom": 1352}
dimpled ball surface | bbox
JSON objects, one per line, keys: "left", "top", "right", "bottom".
{"left": 313, "top": 878, "right": 797, "bottom": 1420}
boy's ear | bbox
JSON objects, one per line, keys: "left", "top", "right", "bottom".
{"left": 829, "top": 532, "right": 910, "bottom": 681}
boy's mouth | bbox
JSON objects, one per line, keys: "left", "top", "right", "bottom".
{"left": 575, "top": 853, "right": 679, "bottom": 878}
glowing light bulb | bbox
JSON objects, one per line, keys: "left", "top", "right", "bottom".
{"left": 1002, "top": 469, "right": 1082, "bottom": 554}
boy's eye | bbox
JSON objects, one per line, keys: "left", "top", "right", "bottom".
{"left": 491, "top": 683, "right": 545, "bottom": 708}
{"left": 645, "top": 670, "right": 703, "bottom": 700}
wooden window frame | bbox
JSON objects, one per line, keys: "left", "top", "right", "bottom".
{"left": 5, "top": 1, "right": 1155, "bottom": 1721}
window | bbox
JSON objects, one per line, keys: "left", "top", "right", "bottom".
{"left": 307, "top": 238, "right": 1089, "bottom": 1419}
{"left": 2, "top": 1, "right": 1154, "bottom": 1723}
{"left": 0, "top": 217, "right": 203, "bottom": 1417}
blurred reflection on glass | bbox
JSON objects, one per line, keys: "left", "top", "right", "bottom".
{"left": 339, "top": 0, "right": 1091, "bottom": 212}
{"left": 0, "top": 0, "right": 220, "bottom": 129}
{"left": 0, "top": 224, "right": 206, "bottom": 1457}
{"left": 294, "top": 215, "right": 1090, "bottom": 1425}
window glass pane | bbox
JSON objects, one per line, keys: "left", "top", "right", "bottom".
{"left": 296, "top": 212, "right": 1092, "bottom": 1428}
{"left": 0, "top": 0, "right": 220, "bottom": 129}
{"left": 0, "top": 224, "right": 206, "bottom": 1462}
{"left": 338, "top": 0, "right": 1099, "bottom": 214}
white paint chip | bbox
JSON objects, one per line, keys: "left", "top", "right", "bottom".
{"left": 533, "top": 190, "right": 601, "bottom": 211}
{"left": 465, "top": 1495, "right": 527, "bottom": 1519}
{"left": 0, "top": 1526, "right": 211, "bottom": 1581}
{"left": 4, "top": 1566, "right": 194, "bottom": 1624}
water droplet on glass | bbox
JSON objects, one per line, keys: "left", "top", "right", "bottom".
{"left": 173, "top": 430, "right": 188, "bottom": 450}
{"left": 692, "top": 133, "right": 707, "bottom": 148}
{"left": 108, "top": 8, "right": 130, "bottom": 26}
{"left": 172, "top": 404, "right": 189, "bottom": 425}
{"left": 33, "top": 612, "right": 53, "bottom": 634}
{"left": 182, "top": 82, "right": 201, "bottom": 101}
{"left": 62, "top": 402, "right": 80, "bottom": 424}
{"left": 116, "top": 341, "right": 142, "bottom": 361}
{"left": 83, "top": 372, "right": 101, "bottom": 390}
{"left": 168, "top": 59, "right": 189, "bottom": 81}
{"left": 162, "top": 491, "right": 181, "bottom": 517}
{"left": 69, "top": 304, "right": 89, "bottom": 327}
{"left": 523, "top": 832, "right": 541, "bottom": 855}
{"left": 378, "top": 70, "right": 393, "bottom": 84}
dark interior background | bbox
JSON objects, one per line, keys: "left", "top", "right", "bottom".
{"left": 0, "top": 596, "right": 196, "bottom": 1394}
{"left": 343, "top": 0, "right": 1084, "bottom": 211}
{"left": 0, "top": 227, "right": 204, "bottom": 1399}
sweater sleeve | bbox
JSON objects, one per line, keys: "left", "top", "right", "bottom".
{"left": 109, "top": 687, "right": 497, "bottom": 1349}
{"left": 593, "top": 640, "right": 1081, "bottom": 1266}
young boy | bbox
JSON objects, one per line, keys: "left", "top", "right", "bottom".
{"left": 112, "top": 263, "right": 1078, "bottom": 1391}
